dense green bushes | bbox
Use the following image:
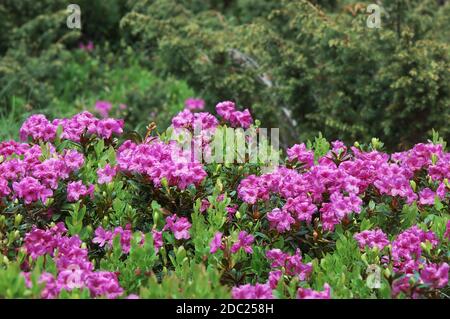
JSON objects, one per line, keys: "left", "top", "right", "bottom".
{"left": 121, "top": 0, "right": 450, "bottom": 149}
{"left": 0, "top": 0, "right": 449, "bottom": 147}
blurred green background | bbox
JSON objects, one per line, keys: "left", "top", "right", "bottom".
{"left": 0, "top": 0, "right": 449, "bottom": 149}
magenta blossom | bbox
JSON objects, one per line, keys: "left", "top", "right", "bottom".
{"left": 297, "top": 284, "right": 331, "bottom": 299}
{"left": 97, "top": 164, "right": 117, "bottom": 184}
{"left": 231, "top": 231, "right": 254, "bottom": 254}
{"left": 164, "top": 215, "right": 192, "bottom": 240}
{"left": 232, "top": 283, "right": 273, "bottom": 299}
{"left": 210, "top": 232, "right": 224, "bottom": 254}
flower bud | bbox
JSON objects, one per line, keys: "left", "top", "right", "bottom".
{"left": 14, "top": 214, "right": 23, "bottom": 227}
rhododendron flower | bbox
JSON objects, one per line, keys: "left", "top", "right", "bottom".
{"left": 152, "top": 230, "right": 163, "bottom": 251}
{"left": 420, "top": 263, "right": 449, "bottom": 289}
{"left": 164, "top": 215, "right": 191, "bottom": 240}
{"left": 215, "top": 101, "right": 253, "bottom": 128}
{"left": 231, "top": 231, "right": 254, "bottom": 254}
{"left": 391, "top": 226, "right": 438, "bottom": 273}
{"left": 392, "top": 275, "right": 414, "bottom": 298}
{"left": 185, "top": 98, "right": 205, "bottom": 111}
{"left": 266, "top": 249, "right": 288, "bottom": 268}
{"left": 97, "top": 164, "right": 117, "bottom": 184}
{"left": 93, "top": 226, "right": 112, "bottom": 247}
{"left": 23, "top": 224, "right": 124, "bottom": 299}
{"left": 19, "top": 114, "right": 57, "bottom": 142}
{"left": 232, "top": 283, "right": 273, "bottom": 299}
{"left": 445, "top": 220, "right": 450, "bottom": 240}
{"left": 267, "top": 208, "right": 295, "bottom": 233}
{"left": 63, "top": 150, "right": 85, "bottom": 171}
{"left": 419, "top": 188, "right": 437, "bottom": 205}
{"left": 79, "top": 41, "right": 94, "bottom": 52}
{"left": 268, "top": 270, "right": 283, "bottom": 289}
{"left": 285, "top": 249, "right": 312, "bottom": 280}
{"left": 95, "top": 101, "right": 112, "bottom": 118}
{"left": 287, "top": 143, "right": 314, "bottom": 168}
{"left": 85, "top": 271, "right": 123, "bottom": 299}
{"left": 12, "top": 177, "right": 53, "bottom": 204}
{"left": 354, "top": 229, "right": 389, "bottom": 250}
{"left": 67, "top": 181, "right": 94, "bottom": 202}
{"left": 210, "top": 232, "right": 223, "bottom": 254}
{"left": 297, "top": 284, "right": 331, "bottom": 299}
{"left": 0, "top": 178, "right": 11, "bottom": 197}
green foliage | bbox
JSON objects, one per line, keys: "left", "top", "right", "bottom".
{"left": 140, "top": 262, "right": 230, "bottom": 298}
{"left": 121, "top": 0, "right": 450, "bottom": 149}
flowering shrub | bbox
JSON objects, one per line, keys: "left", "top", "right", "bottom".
{"left": 0, "top": 102, "right": 448, "bottom": 299}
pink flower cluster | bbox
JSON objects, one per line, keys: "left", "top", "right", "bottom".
{"left": 79, "top": 41, "right": 94, "bottom": 52}
{"left": 67, "top": 181, "right": 94, "bottom": 202}
{"left": 232, "top": 283, "right": 273, "bottom": 299}
{"left": 184, "top": 98, "right": 205, "bottom": 111}
{"left": 0, "top": 141, "right": 85, "bottom": 205}
{"left": 19, "top": 115, "right": 57, "bottom": 142}
{"left": 19, "top": 112, "right": 124, "bottom": 143}
{"left": 209, "top": 231, "right": 256, "bottom": 255}
{"left": 287, "top": 143, "right": 315, "bottom": 168}
{"left": 97, "top": 164, "right": 117, "bottom": 184}
{"left": 266, "top": 249, "right": 312, "bottom": 280}
{"left": 230, "top": 231, "right": 255, "bottom": 254}
{"left": 238, "top": 141, "right": 450, "bottom": 232}
{"left": 117, "top": 139, "right": 207, "bottom": 190}
{"left": 353, "top": 229, "right": 390, "bottom": 250}
{"left": 95, "top": 101, "right": 112, "bottom": 118}
{"left": 164, "top": 215, "right": 192, "bottom": 240}
{"left": 23, "top": 223, "right": 123, "bottom": 298}
{"left": 391, "top": 226, "right": 438, "bottom": 273}
{"left": 172, "top": 109, "right": 219, "bottom": 131}
{"left": 93, "top": 225, "right": 163, "bottom": 253}
{"left": 216, "top": 101, "right": 253, "bottom": 128}
{"left": 297, "top": 284, "right": 331, "bottom": 299}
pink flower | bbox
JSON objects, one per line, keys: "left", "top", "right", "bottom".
{"left": 97, "top": 164, "right": 117, "bottom": 184}
{"left": 79, "top": 41, "right": 94, "bottom": 52}
{"left": 419, "top": 188, "right": 437, "bottom": 206}
{"left": 12, "top": 177, "right": 53, "bottom": 204}
{"left": 19, "top": 114, "right": 57, "bottom": 142}
{"left": 85, "top": 271, "right": 123, "bottom": 299}
{"left": 210, "top": 232, "right": 223, "bottom": 254}
{"left": 95, "top": 101, "right": 112, "bottom": 118}
{"left": 215, "top": 101, "right": 253, "bottom": 128}
{"left": 164, "top": 215, "right": 191, "bottom": 240}
{"left": 185, "top": 98, "right": 205, "bottom": 111}
{"left": 268, "top": 270, "right": 282, "bottom": 289}
{"left": 354, "top": 229, "right": 389, "bottom": 250}
{"left": 266, "top": 249, "right": 288, "bottom": 268}
{"left": 232, "top": 283, "right": 273, "bottom": 299}
{"left": 444, "top": 220, "right": 450, "bottom": 240}
{"left": 267, "top": 208, "right": 295, "bottom": 233}
{"left": 63, "top": 150, "right": 85, "bottom": 171}
{"left": 287, "top": 143, "right": 314, "bottom": 168}
{"left": 67, "top": 181, "right": 91, "bottom": 202}
{"left": 285, "top": 249, "right": 312, "bottom": 279}
{"left": 152, "top": 230, "right": 163, "bottom": 251}
{"left": 297, "top": 284, "right": 331, "bottom": 299}
{"left": 93, "top": 226, "right": 112, "bottom": 247}
{"left": 420, "top": 263, "right": 449, "bottom": 289}
{"left": 231, "top": 231, "right": 254, "bottom": 254}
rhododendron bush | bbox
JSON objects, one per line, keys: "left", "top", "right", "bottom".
{"left": 0, "top": 102, "right": 448, "bottom": 299}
